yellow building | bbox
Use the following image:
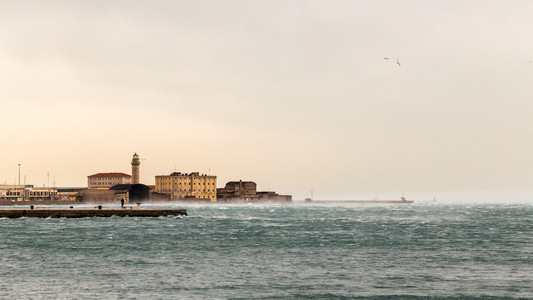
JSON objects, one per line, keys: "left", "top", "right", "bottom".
{"left": 155, "top": 172, "right": 216, "bottom": 202}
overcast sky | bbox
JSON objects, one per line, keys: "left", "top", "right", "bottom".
{"left": 1, "top": 0, "right": 533, "bottom": 201}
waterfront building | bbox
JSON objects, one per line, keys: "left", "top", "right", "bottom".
{"left": 27, "top": 187, "right": 58, "bottom": 201}
{"left": 217, "top": 180, "right": 292, "bottom": 202}
{"left": 78, "top": 183, "right": 150, "bottom": 203}
{"left": 0, "top": 184, "right": 58, "bottom": 202}
{"left": 87, "top": 172, "right": 132, "bottom": 189}
{"left": 155, "top": 172, "right": 217, "bottom": 201}
{"left": 219, "top": 181, "right": 257, "bottom": 197}
{"left": 0, "top": 185, "right": 26, "bottom": 201}
{"left": 56, "top": 187, "right": 87, "bottom": 201}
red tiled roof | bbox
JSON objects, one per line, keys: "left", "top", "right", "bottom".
{"left": 88, "top": 172, "right": 132, "bottom": 178}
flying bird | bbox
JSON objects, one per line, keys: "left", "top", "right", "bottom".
{"left": 396, "top": 58, "right": 401, "bottom": 67}
{"left": 384, "top": 57, "right": 389, "bottom": 60}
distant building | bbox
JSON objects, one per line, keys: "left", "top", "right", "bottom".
{"left": 0, "top": 184, "right": 59, "bottom": 202}
{"left": 87, "top": 172, "right": 132, "bottom": 189}
{"left": 77, "top": 189, "right": 116, "bottom": 203}
{"left": 218, "top": 181, "right": 257, "bottom": 197}
{"left": 27, "top": 187, "right": 59, "bottom": 201}
{"left": 217, "top": 180, "right": 292, "bottom": 203}
{"left": 56, "top": 187, "right": 87, "bottom": 202}
{"left": 78, "top": 183, "right": 150, "bottom": 203}
{"left": 155, "top": 172, "right": 217, "bottom": 201}
{"left": 0, "top": 185, "right": 26, "bottom": 201}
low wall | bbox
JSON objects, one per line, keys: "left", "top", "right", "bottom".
{"left": 0, "top": 208, "right": 188, "bottom": 218}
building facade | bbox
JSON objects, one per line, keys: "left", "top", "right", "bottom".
{"left": 78, "top": 184, "right": 150, "bottom": 203}
{"left": 0, "top": 185, "right": 25, "bottom": 201}
{"left": 217, "top": 180, "right": 292, "bottom": 203}
{"left": 0, "top": 185, "right": 59, "bottom": 202}
{"left": 87, "top": 172, "right": 132, "bottom": 189}
{"left": 155, "top": 172, "right": 217, "bottom": 201}
{"left": 218, "top": 181, "right": 257, "bottom": 197}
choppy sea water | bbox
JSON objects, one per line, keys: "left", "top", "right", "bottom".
{"left": 0, "top": 203, "right": 532, "bottom": 299}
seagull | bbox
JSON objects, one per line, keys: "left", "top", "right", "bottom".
{"left": 384, "top": 57, "right": 389, "bottom": 60}
{"left": 396, "top": 58, "right": 401, "bottom": 67}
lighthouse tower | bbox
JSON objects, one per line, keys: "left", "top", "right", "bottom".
{"left": 131, "top": 153, "right": 140, "bottom": 184}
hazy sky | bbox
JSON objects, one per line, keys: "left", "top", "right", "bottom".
{"left": 1, "top": 0, "right": 533, "bottom": 201}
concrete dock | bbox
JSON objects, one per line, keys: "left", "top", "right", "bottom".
{"left": 0, "top": 208, "right": 187, "bottom": 218}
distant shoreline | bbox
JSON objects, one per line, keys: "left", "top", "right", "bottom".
{"left": 298, "top": 199, "right": 414, "bottom": 204}
{"left": 0, "top": 199, "right": 414, "bottom": 206}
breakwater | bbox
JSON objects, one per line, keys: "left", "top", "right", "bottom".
{"left": 304, "top": 199, "right": 414, "bottom": 204}
{"left": 0, "top": 208, "right": 187, "bottom": 218}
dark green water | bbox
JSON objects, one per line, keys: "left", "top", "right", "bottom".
{"left": 1, "top": 203, "right": 532, "bottom": 299}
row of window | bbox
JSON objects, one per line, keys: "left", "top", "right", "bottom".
{"left": 159, "top": 179, "right": 215, "bottom": 183}
{"left": 29, "top": 192, "right": 52, "bottom": 196}
{"left": 159, "top": 182, "right": 214, "bottom": 186}
{"left": 171, "top": 188, "right": 215, "bottom": 192}
{"left": 4, "top": 192, "right": 58, "bottom": 196}
{"left": 5, "top": 192, "right": 21, "bottom": 196}
{"left": 90, "top": 177, "right": 126, "bottom": 181}
{"left": 158, "top": 187, "right": 215, "bottom": 192}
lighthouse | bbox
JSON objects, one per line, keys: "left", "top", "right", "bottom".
{"left": 131, "top": 153, "right": 140, "bottom": 184}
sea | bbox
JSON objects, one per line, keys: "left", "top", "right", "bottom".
{"left": 1, "top": 202, "right": 532, "bottom": 299}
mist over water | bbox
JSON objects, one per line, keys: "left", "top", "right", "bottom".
{"left": 1, "top": 203, "right": 532, "bottom": 299}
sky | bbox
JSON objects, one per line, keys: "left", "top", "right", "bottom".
{"left": 1, "top": 0, "right": 533, "bottom": 201}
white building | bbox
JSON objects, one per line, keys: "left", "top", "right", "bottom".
{"left": 0, "top": 185, "right": 58, "bottom": 202}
